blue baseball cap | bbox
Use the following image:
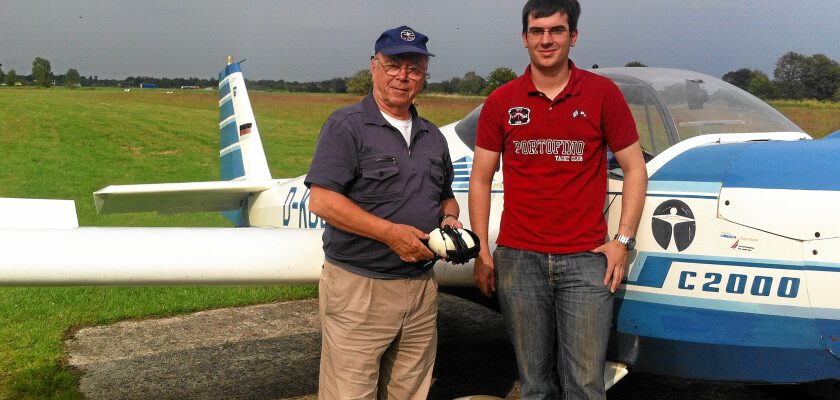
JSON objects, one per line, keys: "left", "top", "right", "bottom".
{"left": 374, "top": 26, "right": 435, "bottom": 57}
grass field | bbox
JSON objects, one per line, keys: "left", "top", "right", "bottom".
{"left": 769, "top": 99, "right": 840, "bottom": 138}
{"left": 0, "top": 86, "right": 837, "bottom": 399}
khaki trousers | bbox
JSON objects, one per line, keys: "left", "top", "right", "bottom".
{"left": 318, "top": 261, "right": 438, "bottom": 400}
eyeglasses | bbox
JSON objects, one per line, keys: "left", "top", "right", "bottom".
{"left": 374, "top": 58, "right": 428, "bottom": 81}
{"left": 527, "top": 26, "right": 570, "bottom": 38}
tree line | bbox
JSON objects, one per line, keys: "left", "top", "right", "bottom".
{"left": 1, "top": 58, "right": 84, "bottom": 88}
{"left": 344, "top": 67, "right": 518, "bottom": 96}
{"left": 722, "top": 51, "right": 840, "bottom": 101}
{"left": 3, "top": 52, "right": 840, "bottom": 101}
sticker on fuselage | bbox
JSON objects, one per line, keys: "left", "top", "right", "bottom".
{"left": 719, "top": 232, "right": 760, "bottom": 252}
{"left": 652, "top": 199, "right": 696, "bottom": 251}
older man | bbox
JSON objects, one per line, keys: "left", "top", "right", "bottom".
{"left": 306, "top": 26, "right": 461, "bottom": 399}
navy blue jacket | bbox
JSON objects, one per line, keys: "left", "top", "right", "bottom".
{"left": 305, "top": 94, "right": 454, "bottom": 278}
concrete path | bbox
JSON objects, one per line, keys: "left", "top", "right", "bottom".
{"left": 65, "top": 294, "right": 521, "bottom": 399}
{"left": 65, "top": 294, "right": 838, "bottom": 399}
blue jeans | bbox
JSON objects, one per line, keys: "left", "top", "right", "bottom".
{"left": 494, "top": 246, "right": 614, "bottom": 400}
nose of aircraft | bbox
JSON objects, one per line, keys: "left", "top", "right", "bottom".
{"left": 714, "top": 136, "right": 840, "bottom": 367}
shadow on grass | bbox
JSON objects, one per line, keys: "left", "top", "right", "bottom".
{"left": 9, "top": 363, "right": 82, "bottom": 400}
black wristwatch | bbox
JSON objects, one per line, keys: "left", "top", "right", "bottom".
{"left": 613, "top": 234, "right": 636, "bottom": 251}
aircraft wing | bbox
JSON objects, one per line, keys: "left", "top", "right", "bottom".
{"left": 94, "top": 180, "right": 279, "bottom": 214}
{"left": 0, "top": 227, "right": 324, "bottom": 285}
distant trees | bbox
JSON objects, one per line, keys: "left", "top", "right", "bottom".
{"left": 245, "top": 77, "right": 347, "bottom": 93}
{"left": 123, "top": 76, "right": 219, "bottom": 89}
{"left": 482, "top": 67, "right": 517, "bottom": 96}
{"left": 426, "top": 67, "right": 517, "bottom": 96}
{"left": 0, "top": 64, "right": 4, "bottom": 84}
{"left": 65, "top": 68, "right": 80, "bottom": 88}
{"left": 426, "top": 76, "right": 460, "bottom": 94}
{"left": 31, "top": 57, "right": 53, "bottom": 88}
{"left": 459, "top": 71, "right": 487, "bottom": 96}
{"left": 317, "top": 77, "right": 348, "bottom": 93}
{"left": 10, "top": 52, "right": 840, "bottom": 101}
{"left": 724, "top": 52, "right": 840, "bottom": 101}
{"left": 776, "top": 52, "right": 840, "bottom": 101}
{"left": 347, "top": 69, "right": 372, "bottom": 95}
{"left": 721, "top": 68, "right": 775, "bottom": 99}
{"left": 4, "top": 69, "right": 17, "bottom": 86}
{"left": 773, "top": 52, "right": 809, "bottom": 99}
{"left": 746, "top": 71, "right": 774, "bottom": 99}
{"left": 722, "top": 68, "right": 755, "bottom": 90}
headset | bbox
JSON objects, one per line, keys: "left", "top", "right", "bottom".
{"left": 427, "top": 226, "right": 480, "bottom": 264}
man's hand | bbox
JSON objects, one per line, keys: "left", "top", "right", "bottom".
{"left": 473, "top": 251, "right": 496, "bottom": 296}
{"left": 591, "top": 240, "right": 627, "bottom": 293}
{"left": 440, "top": 215, "right": 464, "bottom": 230}
{"left": 385, "top": 223, "right": 434, "bottom": 263}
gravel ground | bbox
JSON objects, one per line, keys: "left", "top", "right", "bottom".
{"left": 65, "top": 294, "right": 838, "bottom": 399}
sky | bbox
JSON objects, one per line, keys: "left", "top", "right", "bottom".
{"left": 2, "top": 1, "right": 840, "bottom": 83}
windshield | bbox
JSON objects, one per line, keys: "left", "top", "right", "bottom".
{"left": 594, "top": 67, "right": 802, "bottom": 155}
{"left": 454, "top": 104, "right": 482, "bottom": 152}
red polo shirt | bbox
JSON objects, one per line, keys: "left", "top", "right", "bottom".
{"left": 476, "top": 61, "right": 638, "bottom": 254}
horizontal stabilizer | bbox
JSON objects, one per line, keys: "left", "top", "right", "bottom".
{"left": 94, "top": 181, "right": 276, "bottom": 214}
{"left": 0, "top": 198, "right": 78, "bottom": 229}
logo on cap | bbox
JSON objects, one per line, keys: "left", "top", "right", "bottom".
{"left": 400, "top": 30, "right": 416, "bottom": 42}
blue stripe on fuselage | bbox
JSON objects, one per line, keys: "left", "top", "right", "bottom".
{"left": 616, "top": 299, "right": 820, "bottom": 348}
{"left": 612, "top": 299, "right": 840, "bottom": 382}
{"left": 646, "top": 180, "right": 721, "bottom": 194}
{"left": 618, "top": 289, "right": 813, "bottom": 319}
{"left": 609, "top": 180, "right": 720, "bottom": 199}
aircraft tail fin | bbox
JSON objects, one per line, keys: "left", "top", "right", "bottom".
{"left": 217, "top": 57, "right": 272, "bottom": 226}
{"left": 217, "top": 57, "right": 272, "bottom": 182}
{"left": 93, "top": 58, "right": 276, "bottom": 227}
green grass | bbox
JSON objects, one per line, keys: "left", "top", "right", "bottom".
{"left": 0, "top": 86, "right": 482, "bottom": 399}
{"left": 0, "top": 286, "right": 317, "bottom": 399}
{"left": 768, "top": 99, "right": 840, "bottom": 138}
